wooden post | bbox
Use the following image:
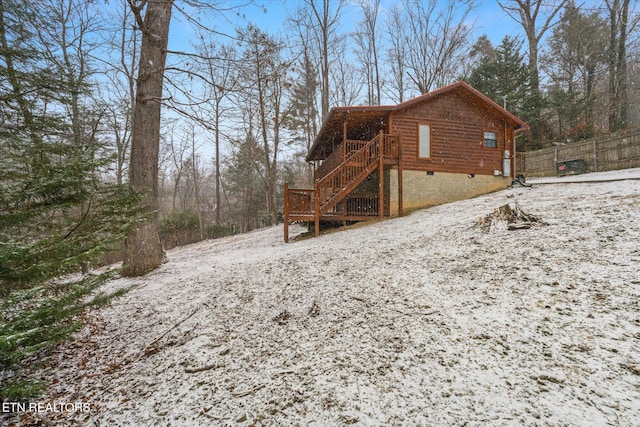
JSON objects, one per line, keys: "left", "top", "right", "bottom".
{"left": 378, "top": 130, "right": 384, "bottom": 218}
{"left": 512, "top": 127, "right": 517, "bottom": 177}
{"left": 314, "top": 181, "right": 320, "bottom": 237}
{"left": 343, "top": 122, "right": 347, "bottom": 159}
{"left": 593, "top": 140, "right": 598, "bottom": 172}
{"left": 283, "top": 183, "right": 289, "bottom": 243}
{"left": 398, "top": 145, "right": 403, "bottom": 217}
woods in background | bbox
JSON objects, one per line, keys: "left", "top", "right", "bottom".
{"left": 0, "top": 0, "right": 640, "bottom": 399}
{"left": 1, "top": 0, "right": 639, "bottom": 400}
{"left": 2, "top": 0, "right": 639, "bottom": 270}
{"left": 1, "top": 0, "right": 639, "bottom": 277}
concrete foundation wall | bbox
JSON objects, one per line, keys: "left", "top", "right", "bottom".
{"left": 389, "top": 169, "right": 511, "bottom": 215}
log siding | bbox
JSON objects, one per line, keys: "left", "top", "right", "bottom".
{"left": 286, "top": 82, "right": 528, "bottom": 241}
{"left": 391, "top": 88, "right": 512, "bottom": 176}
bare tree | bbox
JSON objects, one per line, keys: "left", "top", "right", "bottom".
{"left": 38, "top": 0, "right": 102, "bottom": 148}
{"left": 385, "top": 4, "right": 409, "bottom": 103}
{"left": 165, "top": 122, "right": 188, "bottom": 211}
{"left": 122, "top": 0, "right": 173, "bottom": 277}
{"left": 499, "top": 0, "right": 568, "bottom": 139}
{"left": 605, "top": 0, "right": 635, "bottom": 132}
{"left": 37, "top": 0, "right": 107, "bottom": 274}
{"left": 499, "top": 0, "right": 568, "bottom": 90}
{"left": 285, "top": 12, "right": 320, "bottom": 184}
{"left": 401, "top": 0, "right": 477, "bottom": 94}
{"left": 184, "top": 124, "right": 206, "bottom": 239}
{"left": 331, "top": 37, "right": 362, "bottom": 106}
{"left": 104, "top": 98, "right": 133, "bottom": 185}
{"left": 236, "top": 25, "right": 293, "bottom": 226}
{"left": 542, "top": 2, "right": 608, "bottom": 138}
{"left": 192, "top": 41, "right": 237, "bottom": 225}
{"left": 354, "top": 0, "right": 382, "bottom": 105}
{"left": 304, "top": 0, "right": 347, "bottom": 119}
{"left": 101, "top": 0, "right": 140, "bottom": 185}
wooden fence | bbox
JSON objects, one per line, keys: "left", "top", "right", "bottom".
{"left": 516, "top": 128, "right": 640, "bottom": 177}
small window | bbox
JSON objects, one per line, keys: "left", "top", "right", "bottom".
{"left": 419, "top": 124, "right": 431, "bottom": 158}
{"left": 484, "top": 131, "right": 498, "bottom": 148}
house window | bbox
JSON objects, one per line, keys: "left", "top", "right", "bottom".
{"left": 484, "top": 131, "right": 498, "bottom": 148}
{"left": 419, "top": 124, "right": 431, "bottom": 158}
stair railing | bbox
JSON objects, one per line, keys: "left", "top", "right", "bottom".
{"left": 315, "top": 133, "right": 382, "bottom": 214}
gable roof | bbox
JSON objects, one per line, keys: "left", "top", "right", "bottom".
{"left": 306, "top": 81, "right": 529, "bottom": 161}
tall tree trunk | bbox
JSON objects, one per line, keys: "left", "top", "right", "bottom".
{"left": 191, "top": 130, "right": 204, "bottom": 240}
{"left": 499, "top": 0, "right": 567, "bottom": 142}
{"left": 386, "top": 5, "right": 406, "bottom": 103}
{"left": 606, "top": 0, "right": 630, "bottom": 133}
{"left": 307, "top": 0, "right": 345, "bottom": 120}
{"left": 215, "top": 107, "right": 221, "bottom": 225}
{"left": 525, "top": 29, "right": 542, "bottom": 141}
{"left": 608, "top": 0, "right": 620, "bottom": 131}
{"left": 122, "top": 0, "right": 173, "bottom": 277}
{"left": 617, "top": 0, "right": 630, "bottom": 130}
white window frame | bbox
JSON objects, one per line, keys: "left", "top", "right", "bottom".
{"left": 418, "top": 124, "right": 431, "bottom": 159}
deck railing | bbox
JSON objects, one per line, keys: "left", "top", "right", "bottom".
{"left": 284, "top": 132, "right": 399, "bottom": 241}
{"left": 287, "top": 188, "right": 314, "bottom": 215}
{"left": 316, "top": 133, "right": 381, "bottom": 214}
{"left": 383, "top": 134, "right": 400, "bottom": 160}
{"left": 315, "top": 137, "right": 396, "bottom": 181}
{"left": 344, "top": 193, "right": 379, "bottom": 216}
{"left": 345, "top": 139, "right": 369, "bottom": 155}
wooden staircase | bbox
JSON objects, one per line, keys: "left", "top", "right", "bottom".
{"left": 284, "top": 131, "right": 399, "bottom": 242}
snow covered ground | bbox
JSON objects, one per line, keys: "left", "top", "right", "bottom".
{"left": 5, "top": 169, "right": 640, "bottom": 426}
{"left": 527, "top": 167, "right": 640, "bottom": 184}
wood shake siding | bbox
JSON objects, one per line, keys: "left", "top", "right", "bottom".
{"left": 391, "top": 88, "right": 511, "bottom": 175}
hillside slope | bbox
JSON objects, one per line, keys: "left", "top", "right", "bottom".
{"left": 7, "top": 171, "right": 640, "bottom": 426}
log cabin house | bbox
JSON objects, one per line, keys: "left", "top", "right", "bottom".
{"left": 283, "top": 81, "right": 529, "bottom": 242}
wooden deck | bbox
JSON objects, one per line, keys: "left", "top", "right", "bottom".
{"left": 283, "top": 132, "right": 400, "bottom": 242}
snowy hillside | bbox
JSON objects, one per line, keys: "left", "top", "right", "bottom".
{"left": 7, "top": 170, "right": 640, "bottom": 426}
